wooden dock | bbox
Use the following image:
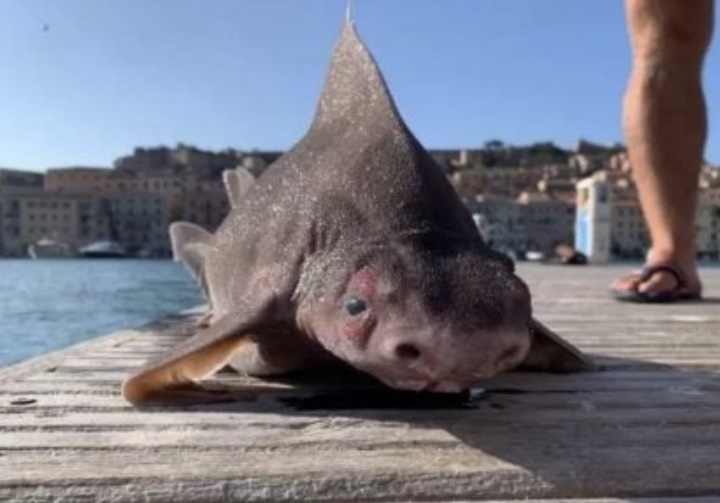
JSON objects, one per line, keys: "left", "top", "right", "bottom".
{"left": 1, "top": 264, "right": 719, "bottom": 502}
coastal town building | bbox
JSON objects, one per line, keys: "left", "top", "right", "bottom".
{"left": 470, "top": 195, "right": 526, "bottom": 253}
{"left": 0, "top": 169, "right": 45, "bottom": 256}
{"left": 569, "top": 139, "right": 624, "bottom": 176}
{"left": 696, "top": 188, "right": 715, "bottom": 258}
{"left": 469, "top": 191, "right": 576, "bottom": 257}
{"left": 517, "top": 191, "right": 575, "bottom": 255}
{"left": 450, "top": 169, "right": 488, "bottom": 200}
{"left": 575, "top": 173, "right": 612, "bottom": 263}
{"left": 0, "top": 146, "right": 241, "bottom": 257}
{"left": 0, "top": 168, "right": 44, "bottom": 188}
{"left": 19, "top": 193, "right": 110, "bottom": 251}
{"left": 44, "top": 167, "right": 110, "bottom": 194}
{"left": 609, "top": 185, "right": 716, "bottom": 259}
{"left": 711, "top": 206, "right": 720, "bottom": 258}
{"left": 106, "top": 193, "right": 168, "bottom": 257}
{"left": 704, "top": 186, "right": 720, "bottom": 257}
{"left": 160, "top": 176, "right": 230, "bottom": 234}
{"left": 2, "top": 143, "right": 719, "bottom": 260}
{"left": 611, "top": 198, "right": 649, "bottom": 258}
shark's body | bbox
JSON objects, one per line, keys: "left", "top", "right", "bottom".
{"left": 122, "top": 19, "right": 593, "bottom": 406}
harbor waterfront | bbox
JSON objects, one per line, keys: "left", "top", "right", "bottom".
{"left": 0, "top": 258, "right": 714, "bottom": 370}
{"left": 0, "top": 259, "right": 202, "bottom": 368}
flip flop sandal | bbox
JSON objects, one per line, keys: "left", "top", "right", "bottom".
{"left": 610, "top": 262, "right": 702, "bottom": 303}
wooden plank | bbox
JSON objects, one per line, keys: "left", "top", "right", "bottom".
{"left": 2, "top": 386, "right": 719, "bottom": 410}
{"left": 1, "top": 264, "right": 720, "bottom": 502}
{"left": 2, "top": 419, "right": 719, "bottom": 450}
{"left": 3, "top": 369, "right": 714, "bottom": 394}
{"left": 1, "top": 445, "right": 719, "bottom": 500}
{"left": 1, "top": 407, "right": 718, "bottom": 431}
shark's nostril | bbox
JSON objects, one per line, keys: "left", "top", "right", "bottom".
{"left": 395, "top": 343, "right": 421, "bottom": 361}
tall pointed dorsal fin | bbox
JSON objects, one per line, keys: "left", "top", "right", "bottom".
{"left": 222, "top": 167, "right": 255, "bottom": 209}
{"left": 169, "top": 222, "right": 213, "bottom": 297}
{"left": 312, "top": 18, "right": 405, "bottom": 130}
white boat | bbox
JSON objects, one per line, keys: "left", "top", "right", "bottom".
{"left": 525, "top": 250, "right": 545, "bottom": 262}
{"left": 28, "top": 238, "right": 75, "bottom": 259}
{"left": 79, "top": 241, "right": 127, "bottom": 258}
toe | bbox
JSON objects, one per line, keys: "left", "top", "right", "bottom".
{"left": 611, "top": 272, "right": 643, "bottom": 292}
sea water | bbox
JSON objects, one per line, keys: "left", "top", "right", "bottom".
{"left": 0, "top": 259, "right": 202, "bottom": 368}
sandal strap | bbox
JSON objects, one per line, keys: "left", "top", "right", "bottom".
{"left": 639, "top": 262, "right": 686, "bottom": 289}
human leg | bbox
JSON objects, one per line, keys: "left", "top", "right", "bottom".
{"left": 612, "top": 0, "right": 713, "bottom": 300}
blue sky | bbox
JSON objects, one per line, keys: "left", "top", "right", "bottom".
{"left": 2, "top": 0, "right": 719, "bottom": 171}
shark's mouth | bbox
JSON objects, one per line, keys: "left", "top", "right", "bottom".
{"left": 422, "top": 381, "right": 465, "bottom": 393}
{"left": 390, "top": 379, "right": 467, "bottom": 393}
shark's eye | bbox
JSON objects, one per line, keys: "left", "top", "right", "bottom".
{"left": 345, "top": 297, "right": 367, "bottom": 316}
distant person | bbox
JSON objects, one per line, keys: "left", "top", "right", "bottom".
{"left": 611, "top": 0, "right": 713, "bottom": 302}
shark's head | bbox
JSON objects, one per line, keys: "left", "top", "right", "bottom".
{"left": 301, "top": 233, "right": 533, "bottom": 392}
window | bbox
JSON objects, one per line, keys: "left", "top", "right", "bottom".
{"left": 596, "top": 186, "right": 608, "bottom": 203}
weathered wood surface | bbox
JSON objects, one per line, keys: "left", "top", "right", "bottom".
{"left": 1, "top": 264, "right": 719, "bottom": 502}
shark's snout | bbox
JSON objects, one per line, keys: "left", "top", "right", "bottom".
{"left": 367, "top": 265, "right": 535, "bottom": 391}
{"left": 385, "top": 333, "right": 528, "bottom": 374}
{"left": 377, "top": 319, "right": 531, "bottom": 391}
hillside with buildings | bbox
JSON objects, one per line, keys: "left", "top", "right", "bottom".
{"left": 1, "top": 141, "right": 718, "bottom": 259}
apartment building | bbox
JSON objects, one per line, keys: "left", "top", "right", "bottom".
{"left": 610, "top": 178, "right": 717, "bottom": 258}
{"left": 449, "top": 169, "right": 487, "bottom": 200}
{"left": 173, "top": 178, "right": 230, "bottom": 232}
{"left": 19, "top": 193, "right": 110, "bottom": 250}
{"left": 45, "top": 167, "right": 111, "bottom": 194}
{"left": 0, "top": 169, "right": 45, "bottom": 256}
{"left": 517, "top": 191, "right": 575, "bottom": 255}
{"left": 39, "top": 164, "right": 229, "bottom": 256}
{"left": 610, "top": 199, "right": 649, "bottom": 257}
{"left": 106, "top": 193, "right": 169, "bottom": 256}
{"left": 470, "top": 194, "right": 526, "bottom": 253}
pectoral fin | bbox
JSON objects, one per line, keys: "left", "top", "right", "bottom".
{"left": 122, "top": 301, "right": 277, "bottom": 406}
{"left": 520, "top": 318, "right": 597, "bottom": 373}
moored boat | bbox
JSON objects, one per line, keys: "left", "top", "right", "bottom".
{"left": 79, "top": 241, "right": 127, "bottom": 258}
{"left": 28, "top": 238, "right": 76, "bottom": 259}
{"left": 525, "top": 250, "right": 545, "bottom": 262}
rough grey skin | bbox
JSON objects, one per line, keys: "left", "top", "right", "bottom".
{"left": 122, "top": 19, "right": 594, "bottom": 406}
